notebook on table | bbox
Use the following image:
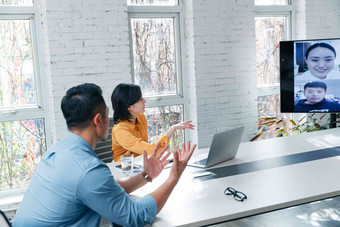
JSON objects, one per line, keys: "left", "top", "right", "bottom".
{"left": 189, "top": 126, "right": 245, "bottom": 168}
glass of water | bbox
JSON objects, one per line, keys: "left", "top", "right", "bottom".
{"left": 120, "top": 154, "right": 134, "bottom": 177}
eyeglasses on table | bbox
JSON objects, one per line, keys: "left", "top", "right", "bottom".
{"left": 224, "top": 187, "right": 247, "bottom": 202}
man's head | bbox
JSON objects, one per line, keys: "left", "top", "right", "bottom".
{"left": 303, "top": 81, "right": 327, "bottom": 105}
{"left": 61, "top": 83, "right": 108, "bottom": 136}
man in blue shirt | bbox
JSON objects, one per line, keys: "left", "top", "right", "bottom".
{"left": 13, "top": 83, "right": 196, "bottom": 227}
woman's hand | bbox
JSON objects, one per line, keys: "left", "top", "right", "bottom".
{"left": 143, "top": 143, "right": 171, "bottom": 180}
{"left": 166, "top": 120, "right": 195, "bottom": 140}
{"left": 173, "top": 120, "right": 195, "bottom": 131}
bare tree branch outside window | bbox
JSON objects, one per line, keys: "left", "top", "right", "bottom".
{"left": 129, "top": 4, "right": 184, "bottom": 149}
{"left": 255, "top": 17, "right": 285, "bottom": 87}
{"left": 0, "top": 0, "right": 33, "bottom": 6}
{"left": 0, "top": 119, "right": 46, "bottom": 190}
{"left": 131, "top": 18, "right": 177, "bottom": 96}
{"left": 255, "top": 16, "right": 292, "bottom": 139}
{"left": 145, "top": 105, "right": 183, "bottom": 151}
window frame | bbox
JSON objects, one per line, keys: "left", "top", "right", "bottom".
{"left": 0, "top": 2, "right": 52, "bottom": 200}
{"left": 127, "top": 2, "right": 189, "bottom": 139}
{"left": 128, "top": 5, "right": 186, "bottom": 106}
{"left": 255, "top": 4, "right": 295, "bottom": 97}
{"left": 254, "top": 2, "right": 299, "bottom": 138}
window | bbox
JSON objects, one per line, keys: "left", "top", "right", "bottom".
{"left": 128, "top": 0, "right": 186, "bottom": 150}
{"left": 0, "top": 1, "right": 51, "bottom": 196}
{"left": 255, "top": 1, "right": 294, "bottom": 138}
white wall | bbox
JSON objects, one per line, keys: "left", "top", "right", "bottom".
{"left": 41, "top": 0, "right": 340, "bottom": 147}
{"left": 191, "top": 0, "right": 258, "bottom": 147}
{"left": 43, "top": 0, "right": 131, "bottom": 141}
{"left": 296, "top": 0, "right": 339, "bottom": 40}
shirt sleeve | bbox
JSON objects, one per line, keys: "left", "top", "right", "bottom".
{"left": 114, "top": 125, "right": 169, "bottom": 156}
{"left": 76, "top": 163, "right": 158, "bottom": 226}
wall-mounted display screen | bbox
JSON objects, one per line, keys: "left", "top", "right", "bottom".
{"left": 280, "top": 38, "right": 340, "bottom": 113}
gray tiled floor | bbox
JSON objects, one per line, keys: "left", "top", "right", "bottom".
{"left": 208, "top": 196, "right": 340, "bottom": 227}
{"left": 100, "top": 196, "right": 340, "bottom": 227}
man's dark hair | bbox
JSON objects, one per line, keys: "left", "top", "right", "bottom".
{"left": 61, "top": 83, "right": 107, "bottom": 129}
{"left": 304, "top": 81, "right": 327, "bottom": 91}
{"left": 111, "top": 83, "right": 142, "bottom": 124}
{"left": 305, "top": 42, "right": 336, "bottom": 59}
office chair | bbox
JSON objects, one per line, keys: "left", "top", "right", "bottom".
{"left": 0, "top": 210, "right": 11, "bottom": 227}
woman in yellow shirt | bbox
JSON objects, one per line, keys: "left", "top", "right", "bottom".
{"left": 111, "top": 83, "right": 195, "bottom": 162}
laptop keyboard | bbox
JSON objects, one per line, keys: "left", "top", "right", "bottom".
{"left": 194, "top": 158, "right": 207, "bottom": 166}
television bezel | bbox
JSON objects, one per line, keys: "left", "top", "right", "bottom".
{"left": 280, "top": 37, "right": 340, "bottom": 113}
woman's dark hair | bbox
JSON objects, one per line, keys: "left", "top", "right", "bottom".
{"left": 305, "top": 43, "right": 336, "bottom": 59}
{"left": 111, "top": 83, "right": 142, "bottom": 124}
{"left": 61, "top": 83, "right": 107, "bottom": 129}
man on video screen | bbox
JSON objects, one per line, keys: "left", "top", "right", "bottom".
{"left": 295, "top": 81, "right": 340, "bottom": 112}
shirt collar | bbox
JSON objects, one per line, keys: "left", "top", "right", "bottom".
{"left": 124, "top": 117, "right": 140, "bottom": 131}
{"left": 66, "top": 132, "right": 97, "bottom": 156}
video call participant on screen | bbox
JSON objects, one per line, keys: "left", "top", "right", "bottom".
{"left": 13, "top": 83, "right": 197, "bottom": 227}
{"left": 295, "top": 81, "right": 340, "bottom": 112}
{"left": 296, "top": 42, "right": 340, "bottom": 81}
{"left": 111, "top": 83, "right": 195, "bottom": 162}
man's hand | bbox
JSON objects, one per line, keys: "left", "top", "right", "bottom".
{"left": 143, "top": 143, "right": 171, "bottom": 180}
{"left": 170, "top": 141, "right": 197, "bottom": 181}
{"left": 149, "top": 140, "right": 196, "bottom": 213}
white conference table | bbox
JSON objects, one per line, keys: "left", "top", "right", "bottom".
{"left": 107, "top": 128, "right": 340, "bottom": 227}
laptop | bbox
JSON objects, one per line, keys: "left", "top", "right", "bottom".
{"left": 189, "top": 126, "right": 245, "bottom": 168}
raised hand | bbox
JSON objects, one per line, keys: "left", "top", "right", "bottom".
{"left": 143, "top": 142, "right": 171, "bottom": 180}
{"left": 170, "top": 141, "right": 197, "bottom": 181}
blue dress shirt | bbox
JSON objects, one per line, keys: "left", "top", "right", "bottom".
{"left": 13, "top": 132, "right": 157, "bottom": 227}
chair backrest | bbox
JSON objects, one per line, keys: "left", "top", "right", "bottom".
{"left": 94, "top": 118, "right": 114, "bottom": 163}
{"left": 0, "top": 210, "right": 11, "bottom": 227}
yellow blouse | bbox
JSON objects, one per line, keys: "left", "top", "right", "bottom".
{"left": 112, "top": 113, "right": 169, "bottom": 162}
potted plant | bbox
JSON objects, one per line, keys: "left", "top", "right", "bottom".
{"left": 251, "top": 113, "right": 338, "bottom": 141}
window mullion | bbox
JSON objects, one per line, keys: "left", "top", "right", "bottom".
{"left": 128, "top": 5, "right": 181, "bottom": 13}
{"left": 257, "top": 86, "right": 280, "bottom": 97}
{"left": 255, "top": 5, "right": 293, "bottom": 12}
{"left": 146, "top": 96, "right": 185, "bottom": 108}
{"left": 0, "top": 6, "right": 36, "bottom": 14}
{"left": 1, "top": 109, "right": 46, "bottom": 122}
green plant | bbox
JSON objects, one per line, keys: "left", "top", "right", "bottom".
{"left": 251, "top": 113, "right": 338, "bottom": 141}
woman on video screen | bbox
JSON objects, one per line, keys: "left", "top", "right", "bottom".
{"left": 295, "top": 42, "right": 340, "bottom": 81}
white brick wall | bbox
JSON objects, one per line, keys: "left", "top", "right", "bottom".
{"left": 192, "top": 0, "right": 258, "bottom": 147}
{"left": 44, "top": 0, "right": 131, "bottom": 140}
{"left": 183, "top": 0, "right": 199, "bottom": 146}
{"left": 296, "top": 0, "right": 339, "bottom": 40}
{"left": 305, "top": 0, "right": 339, "bottom": 39}
{"left": 40, "top": 0, "right": 340, "bottom": 147}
